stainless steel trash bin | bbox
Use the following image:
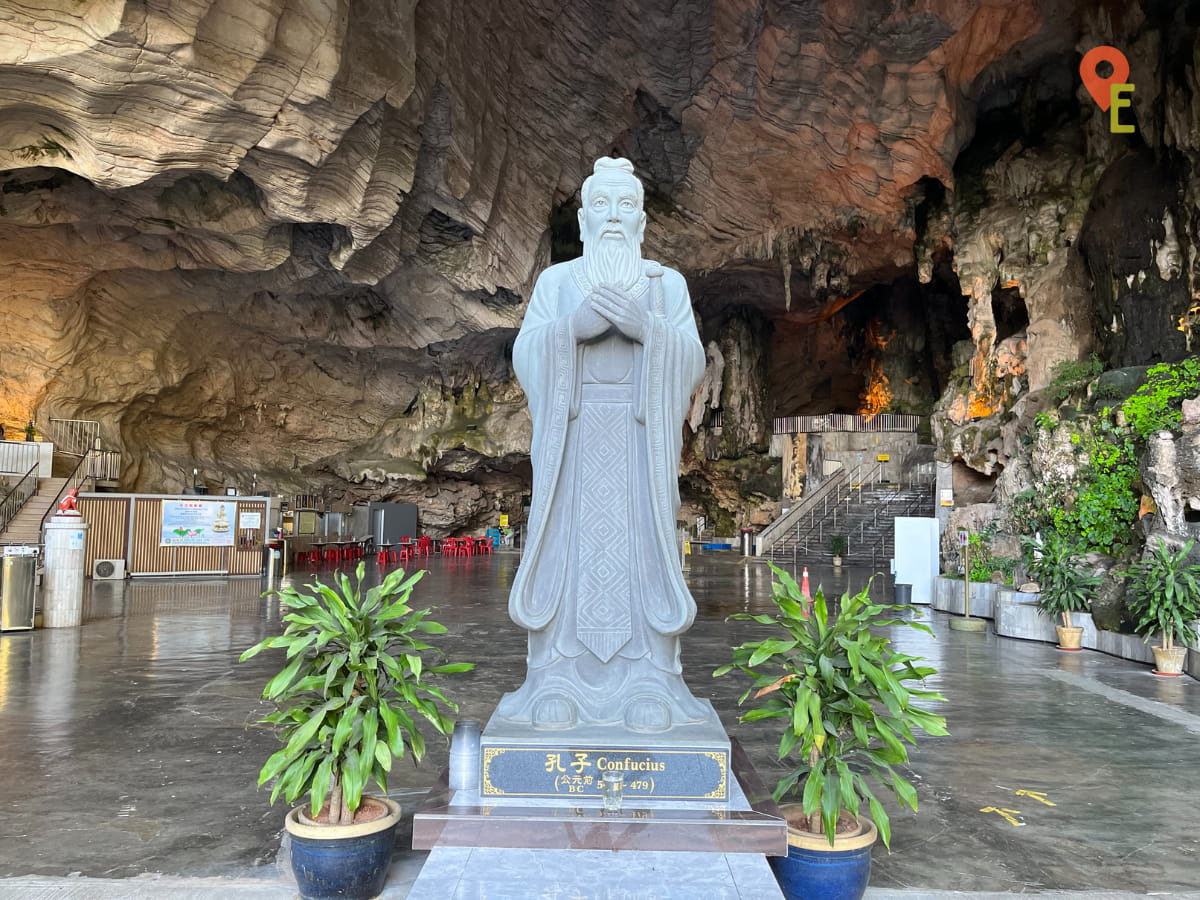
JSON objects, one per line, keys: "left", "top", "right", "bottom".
{"left": 740, "top": 528, "right": 755, "bottom": 556}
{"left": 1, "top": 554, "right": 38, "bottom": 631}
{"left": 894, "top": 583, "right": 912, "bottom": 605}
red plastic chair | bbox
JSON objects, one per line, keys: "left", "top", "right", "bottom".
{"left": 415, "top": 536, "right": 432, "bottom": 557}
{"left": 476, "top": 537, "right": 492, "bottom": 555}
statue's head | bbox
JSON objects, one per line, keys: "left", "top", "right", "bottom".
{"left": 578, "top": 157, "right": 646, "bottom": 287}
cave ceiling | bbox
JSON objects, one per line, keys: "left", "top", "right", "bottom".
{"left": 1, "top": 0, "right": 1198, "bottom": 531}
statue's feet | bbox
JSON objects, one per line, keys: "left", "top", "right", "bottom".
{"left": 623, "top": 695, "right": 671, "bottom": 734}
{"left": 532, "top": 692, "right": 578, "bottom": 730}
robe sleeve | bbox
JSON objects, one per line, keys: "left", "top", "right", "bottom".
{"left": 640, "top": 269, "right": 706, "bottom": 636}
{"left": 508, "top": 268, "right": 576, "bottom": 631}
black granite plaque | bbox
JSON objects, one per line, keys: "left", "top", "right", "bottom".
{"left": 481, "top": 745, "right": 728, "bottom": 801}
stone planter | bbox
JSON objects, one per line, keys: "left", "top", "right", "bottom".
{"left": 993, "top": 590, "right": 1173, "bottom": 670}
{"left": 932, "top": 576, "right": 997, "bottom": 620}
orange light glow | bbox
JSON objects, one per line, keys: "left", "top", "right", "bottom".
{"left": 859, "top": 360, "right": 892, "bottom": 417}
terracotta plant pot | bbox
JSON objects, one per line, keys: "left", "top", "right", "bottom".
{"left": 1055, "top": 625, "right": 1084, "bottom": 651}
{"left": 285, "top": 796, "right": 401, "bottom": 900}
{"left": 1151, "top": 646, "right": 1187, "bottom": 676}
{"left": 770, "top": 803, "right": 878, "bottom": 900}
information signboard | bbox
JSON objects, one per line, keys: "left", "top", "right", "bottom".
{"left": 160, "top": 501, "right": 235, "bottom": 547}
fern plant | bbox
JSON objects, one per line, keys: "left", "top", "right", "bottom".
{"left": 714, "top": 564, "right": 947, "bottom": 848}
{"left": 241, "top": 564, "right": 474, "bottom": 825}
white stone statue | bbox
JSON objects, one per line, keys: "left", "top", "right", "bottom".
{"left": 496, "top": 158, "right": 709, "bottom": 733}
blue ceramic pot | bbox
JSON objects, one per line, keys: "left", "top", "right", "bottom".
{"left": 769, "top": 813, "right": 877, "bottom": 900}
{"left": 286, "top": 796, "right": 401, "bottom": 900}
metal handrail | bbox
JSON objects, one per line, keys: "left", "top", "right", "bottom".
{"left": 839, "top": 479, "right": 936, "bottom": 569}
{"left": 757, "top": 466, "right": 850, "bottom": 554}
{"left": 0, "top": 439, "right": 40, "bottom": 476}
{"left": 44, "top": 418, "right": 100, "bottom": 456}
{"left": 38, "top": 451, "right": 102, "bottom": 537}
{"left": 790, "top": 463, "right": 884, "bottom": 560}
{"left": 0, "top": 465, "right": 38, "bottom": 535}
{"left": 761, "top": 462, "right": 882, "bottom": 563}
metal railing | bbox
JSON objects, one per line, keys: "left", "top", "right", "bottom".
{"left": 774, "top": 464, "right": 886, "bottom": 565}
{"left": 44, "top": 418, "right": 100, "bottom": 456}
{"left": 0, "top": 465, "right": 38, "bottom": 535}
{"left": 835, "top": 480, "right": 935, "bottom": 571}
{"left": 38, "top": 449, "right": 109, "bottom": 536}
{"left": 87, "top": 449, "right": 121, "bottom": 483}
{"left": 773, "top": 413, "right": 921, "bottom": 435}
{"left": 0, "top": 440, "right": 40, "bottom": 476}
{"left": 757, "top": 466, "right": 852, "bottom": 555}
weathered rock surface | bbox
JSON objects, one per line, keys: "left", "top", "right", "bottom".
{"left": 1, "top": 1, "right": 1199, "bottom": 532}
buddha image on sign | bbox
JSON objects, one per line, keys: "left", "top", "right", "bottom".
{"left": 496, "top": 158, "right": 709, "bottom": 733}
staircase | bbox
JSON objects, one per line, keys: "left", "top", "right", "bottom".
{"left": 766, "top": 474, "right": 934, "bottom": 571}
{"left": 0, "top": 477, "right": 68, "bottom": 545}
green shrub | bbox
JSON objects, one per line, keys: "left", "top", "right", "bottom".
{"left": 1022, "top": 533, "right": 1102, "bottom": 628}
{"left": 1045, "top": 355, "right": 1104, "bottom": 407}
{"left": 1121, "top": 358, "right": 1200, "bottom": 439}
{"left": 1120, "top": 539, "right": 1200, "bottom": 650}
{"left": 714, "top": 566, "right": 947, "bottom": 848}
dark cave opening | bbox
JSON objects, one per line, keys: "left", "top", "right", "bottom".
{"left": 548, "top": 197, "right": 582, "bottom": 263}
{"left": 991, "top": 285, "right": 1029, "bottom": 342}
{"left": 952, "top": 461, "right": 997, "bottom": 505}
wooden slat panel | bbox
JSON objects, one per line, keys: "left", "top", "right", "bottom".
{"left": 230, "top": 500, "right": 267, "bottom": 575}
{"left": 131, "top": 499, "right": 174, "bottom": 574}
{"left": 78, "top": 497, "right": 130, "bottom": 570}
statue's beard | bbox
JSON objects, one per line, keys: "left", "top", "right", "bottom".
{"left": 582, "top": 233, "right": 641, "bottom": 290}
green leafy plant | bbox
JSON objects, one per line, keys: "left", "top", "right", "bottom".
{"left": 1121, "top": 358, "right": 1200, "bottom": 439}
{"left": 1044, "top": 355, "right": 1104, "bottom": 406}
{"left": 1033, "top": 411, "right": 1057, "bottom": 431}
{"left": 829, "top": 534, "right": 848, "bottom": 558}
{"left": 989, "top": 556, "right": 1018, "bottom": 585}
{"left": 964, "top": 531, "right": 995, "bottom": 582}
{"left": 1022, "top": 533, "right": 1101, "bottom": 629}
{"left": 713, "top": 564, "right": 947, "bottom": 848}
{"left": 1010, "top": 423, "right": 1139, "bottom": 556}
{"left": 1120, "top": 538, "right": 1200, "bottom": 652}
{"left": 240, "top": 564, "right": 474, "bottom": 825}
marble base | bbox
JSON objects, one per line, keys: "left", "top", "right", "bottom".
{"left": 412, "top": 738, "right": 786, "bottom": 855}
{"left": 932, "top": 576, "right": 997, "bottom": 619}
{"left": 480, "top": 701, "right": 730, "bottom": 803}
{"left": 406, "top": 846, "right": 785, "bottom": 899}
{"left": 994, "top": 589, "right": 1158, "bottom": 665}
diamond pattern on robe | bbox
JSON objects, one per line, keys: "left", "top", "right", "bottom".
{"left": 577, "top": 401, "right": 632, "bottom": 661}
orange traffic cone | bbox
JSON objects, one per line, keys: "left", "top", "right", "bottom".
{"left": 801, "top": 567, "right": 811, "bottom": 600}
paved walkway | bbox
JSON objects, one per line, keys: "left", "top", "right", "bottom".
{"left": 1, "top": 552, "right": 1198, "bottom": 897}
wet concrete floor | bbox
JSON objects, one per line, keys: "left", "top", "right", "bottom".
{"left": 1, "top": 552, "right": 1198, "bottom": 896}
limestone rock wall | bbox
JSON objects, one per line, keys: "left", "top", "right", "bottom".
{"left": 2, "top": 0, "right": 1198, "bottom": 533}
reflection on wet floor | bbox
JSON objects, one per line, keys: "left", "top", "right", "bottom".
{"left": 0, "top": 551, "right": 1198, "bottom": 893}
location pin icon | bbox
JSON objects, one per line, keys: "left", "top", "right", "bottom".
{"left": 1080, "top": 46, "right": 1130, "bottom": 111}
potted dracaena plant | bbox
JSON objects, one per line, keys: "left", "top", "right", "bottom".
{"left": 714, "top": 564, "right": 947, "bottom": 900}
{"left": 830, "top": 534, "right": 848, "bottom": 567}
{"left": 1022, "top": 533, "right": 1102, "bottom": 651}
{"left": 241, "top": 563, "right": 473, "bottom": 900}
{"left": 1121, "top": 537, "right": 1200, "bottom": 676}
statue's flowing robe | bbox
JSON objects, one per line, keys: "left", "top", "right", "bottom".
{"left": 496, "top": 258, "right": 708, "bottom": 727}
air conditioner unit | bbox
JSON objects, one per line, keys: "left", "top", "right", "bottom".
{"left": 92, "top": 559, "right": 126, "bottom": 580}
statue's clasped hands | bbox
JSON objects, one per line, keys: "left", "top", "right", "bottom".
{"left": 573, "top": 285, "right": 649, "bottom": 343}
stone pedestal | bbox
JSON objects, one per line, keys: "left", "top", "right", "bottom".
{"left": 42, "top": 514, "right": 89, "bottom": 628}
{"left": 478, "top": 702, "right": 730, "bottom": 805}
{"left": 413, "top": 736, "right": 785, "bottom": 856}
